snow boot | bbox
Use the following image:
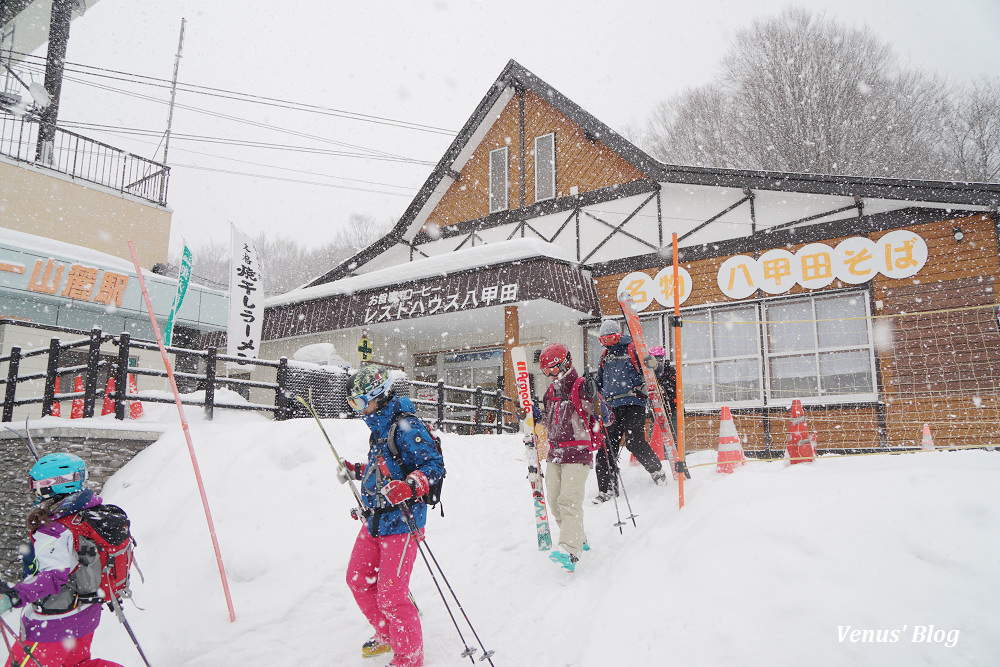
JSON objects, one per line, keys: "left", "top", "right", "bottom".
{"left": 591, "top": 491, "right": 616, "bottom": 505}
{"left": 652, "top": 470, "right": 668, "bottom": 486}
{"left": 362, "top": 637, "right": 391, "bottom": 658}
{"left": 549, "top": 550, "right": 579, "bottom": 572}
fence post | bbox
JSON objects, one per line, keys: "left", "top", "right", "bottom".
{"left": 82, "top": 328, "right": 102, "bottom": 419}
{"left": 3, "top": 346, "right": 21, "bottom": 422}
{"left": 474, "top": 386, "right": 484, "bottom": 435}
{"left": 436, "top": 379, "right": 445, "bottom": 430}
{"left": 493, "top": 388, "right": 503, "bottom": 434}
{"left": 115, "top": 333, "right": 130, "bottom": 420}
{"left": 42, "top": 338, "right": 60, "bottom": 417}
{"left": 275, "top": 356, "right": 289, "bottom": 421}
{"left": 204, "top": 348, "right": 217, "bottom": 421}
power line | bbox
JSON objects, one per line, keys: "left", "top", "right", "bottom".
{"left": 3, "top": 48, "right": 456, "bottom": 135}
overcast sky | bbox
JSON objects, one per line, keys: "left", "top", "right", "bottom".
{"left": 19, "top": 0, "right": 1000, "bottom": 257}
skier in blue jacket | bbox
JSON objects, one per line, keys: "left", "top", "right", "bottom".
{"left": 594, "top": 319, "right": 667, "bottom": 503}
{"left": 339, "top": 365, "right": 445, "bottom": 667}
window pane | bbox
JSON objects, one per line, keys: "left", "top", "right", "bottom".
{"left": 714, "top": 307, "right": 758, "bottom": 357}
{"left": 682, "top": 362, "right": 713, "bottom": 403}
{"left": 819, "top": 349, "right": 872, "bottom": 395}
{"left": 816, "top": 294, "right": 868, "bottom": 347}
{"left": 715, "top": 358, "right": 761, "bottom": 403}
{"left": 769, "top": 354, "right": 818, "bottom": 400}
{"left": 534, "top": 133, "right": 555, "bottom": 201}
{"left": 640, "top": 317, "right": 661, "bottom": 349}
{"left": 682, "top": 311, "right": 712, "bottom": 361}
{"left": 489, "top": 147, "right": 508, "bottom": 213}
{"left": 767, "top": 301, "right": 813, "bottom": 352}
{"left": 585, "top": 327, "right": 601, "bottom": 372}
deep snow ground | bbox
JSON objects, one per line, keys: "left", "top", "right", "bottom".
{"left": 3, "top": 408, "right": 998, "bottom": 666}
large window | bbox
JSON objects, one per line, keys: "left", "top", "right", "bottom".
{"left": 764, "top": 293, "right": 875, "bottom": 403}
{"left": 672, "top": 290, "right": 876, "bottom": 409}
{"left": 682, "top": 305, "right": 762, "bottom": 407}
{"left": 489, "top": 147, "right": 508, "bottom": 213}
{"left": 534, "top": 133, "right": 555, "bottom": 202}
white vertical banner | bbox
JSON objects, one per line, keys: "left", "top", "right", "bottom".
{"left": 228, "top": 225, "right": 264, "bottom": 368}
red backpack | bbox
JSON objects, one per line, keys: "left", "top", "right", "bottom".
{"left": 56, "top": 504, "right": 135, "bottom": 606}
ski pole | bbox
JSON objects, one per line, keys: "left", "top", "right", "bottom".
{"left": 0, "top": 614, "right": 45, "bottom": 667}
{"left": 109, "top": 596, "right": 153, "bottom": 667}
{"left": 593, "top": 394, "right": 637, "bottom": 530}
{"left": 397, "top": 503, "right": 496, "bottom": 665}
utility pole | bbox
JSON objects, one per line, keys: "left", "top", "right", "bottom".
{"left": 35, "top": 0, "right": 73, "bottom": 163}
{"left": 162, "top": 17, "right": 186, "bottom": 168}
{"left": 159, "top": 17, "right": 186, "bottom": 204}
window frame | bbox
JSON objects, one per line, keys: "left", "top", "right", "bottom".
{"left": 534, "top": 133, "right": 556, "bottom": 202}
{"left": 762, "top": 291, "right": 878, "bottom": 408}
{"left": 488, "top": 146, "right": 509, "bottom": 214}
{"left": 664, "top": 288, "right": 877, "bottom": 410}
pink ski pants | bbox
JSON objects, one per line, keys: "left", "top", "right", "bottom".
{"left": 346, "top": 525, "right": 423, "bottom": 667}
{"left": 2, "top": 631, "right": 121, "bottom": 667}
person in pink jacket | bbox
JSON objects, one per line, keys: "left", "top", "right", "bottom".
{"left": 0, "top": 453, "right": 122, "bottom": 667}
{"left": 539, "top": 343, "right": 601, "bottom": 573}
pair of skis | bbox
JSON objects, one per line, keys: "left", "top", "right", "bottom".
{"left": 510, "top": 347, "right": 553, "bottom": 551}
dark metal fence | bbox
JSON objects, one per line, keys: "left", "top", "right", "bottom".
{"left": 0, "top": 322, "right": 519, "bottom": 433}
{"left": 0, "top": 112, "right": 169, "bottom": 206}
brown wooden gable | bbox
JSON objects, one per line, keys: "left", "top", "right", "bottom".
{"left": 424, "top": 89, "right": 647, "bottom": 230}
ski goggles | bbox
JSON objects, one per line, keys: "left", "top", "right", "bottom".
{"left": 598, "top": 334, "right": 621, "bottom": 347}
{"left": 29, "top": 471, "right": 86, "bottom": 493}
{"left": 346, "top": 386, "right": 388, "bottom": 412}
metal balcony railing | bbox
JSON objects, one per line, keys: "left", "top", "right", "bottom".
{"left": 0, "top": 111, "right": 169, "bottom": 206}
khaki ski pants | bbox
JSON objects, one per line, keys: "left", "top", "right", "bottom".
{"left": 545, "top": 462, "right": 590, "bottom": 558}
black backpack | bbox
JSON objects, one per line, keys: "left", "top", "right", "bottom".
{"left": 386, "top": 412, "right": 446, "bottom": 514}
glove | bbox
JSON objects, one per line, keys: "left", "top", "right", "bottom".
{"left": 337, "top": 461, "right": 364, "bottom": 485}
{"left": 381, "top": 471, "right": 430, "bottom": 505}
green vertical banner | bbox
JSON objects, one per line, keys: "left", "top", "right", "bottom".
{"left": 164, "top": 244, "right": 193, "bottom": 347}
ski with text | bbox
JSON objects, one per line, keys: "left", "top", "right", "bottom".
{"left": 510, "top": 346, "right": 553, "bottom": 551}
{"left": 617, "top": 292, "right": 687, "bottom": 479}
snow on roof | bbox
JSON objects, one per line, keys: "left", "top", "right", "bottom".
{"left": 265, "top": 237, "right": 576, "bottom": 307}
{"left": 1, "top": 226, "right": 137, "bottom": 272}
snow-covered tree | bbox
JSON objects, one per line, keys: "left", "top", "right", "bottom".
{"left": 644, "top": 8, "right": 951, "bottom": 180}
{"left": 940, "top": 77, "right": 1000, "bottom": 183}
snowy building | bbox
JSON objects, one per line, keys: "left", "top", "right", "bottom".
{"left": 261, "top": 60, "right": 1000, "bottom": 451}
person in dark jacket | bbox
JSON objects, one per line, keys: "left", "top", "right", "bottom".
{"left": 539, "top": 343, "right": 597, "bottom": 572}
{"left": 340, "top": 365, "right": 445, "bottom": 667}
{"left": 594, "top": 319, "right": 667, "bottom": 504}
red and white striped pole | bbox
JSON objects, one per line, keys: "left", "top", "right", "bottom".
{"left": 127, "top": 241, "right": 236, "bottom": 622}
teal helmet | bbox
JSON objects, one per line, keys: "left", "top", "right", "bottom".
{"left": 347, "top": 365, "right": 393, "bottom": 412}
{"left": 29, "top": 453, "right": 87, "bottom": 502}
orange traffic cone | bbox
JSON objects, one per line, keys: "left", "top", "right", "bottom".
{"left": 127, "top": 373, "right": 144, "bottom": 420}
{"left": 70, "top": 375, "right": 84, "bottom": 419}
{"left": 51, "top": 376, "right": 62, "bottom": 417}
{"left": 101, "top": 377, "right": 116, "bottom": 416}
{"left": 716, "top": 406, "right": 745, "bottom": 473}
{"left": 786, "top": 399, "right": 814, "bottom": 464}
{"left": 921, "top": 423, "right": 934, "bottom": 451}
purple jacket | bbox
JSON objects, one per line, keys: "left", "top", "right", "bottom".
{"left": 14, "top": 489, "right": 105, "bottom": 643}
{"left": 542, "top": 367, "right": 596, "bottom": 466}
